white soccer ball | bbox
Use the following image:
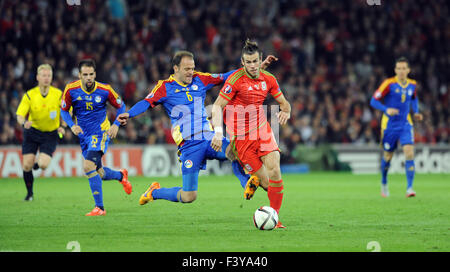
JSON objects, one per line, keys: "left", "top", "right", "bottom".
{"left": 253, "top": 206, "right": 279, "bottom": 230}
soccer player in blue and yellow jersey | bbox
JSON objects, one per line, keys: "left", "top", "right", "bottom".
{"left": 117, "top": 51, "right": 276, "bottom": 205}
{"left": 16, "top": 64, "right": 66, "bottom": 201}
{"left": 60, "top": 59, "right": 132, "bottom": 216}
{"left": 370, "top": 57, "right": 423, "bottom": 198}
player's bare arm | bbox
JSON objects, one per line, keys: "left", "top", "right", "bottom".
{"left": 261, "top": 55, "right": 278, "bottom": 70}
{"left": 210, "top": 95, "right": 229, "bottom": 152}
{"left": 274, "top": 93, "right": 291, "bottom": 125}
{"left": 116, "top": 99, "right": 152, "bottom": 127}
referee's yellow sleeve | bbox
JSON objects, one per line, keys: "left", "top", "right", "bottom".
{"left": 16, "top": 92, "right": 31, "bottom": 117}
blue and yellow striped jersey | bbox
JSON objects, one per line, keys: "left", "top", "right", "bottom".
{"left": 144, "top": 71, "right": 232, "bottom": 145}
{"left": 61, "top": 80, "right": 123, "bottom": 136}
{"left": 373, "top": 76, "right": 418, "bottom": 128}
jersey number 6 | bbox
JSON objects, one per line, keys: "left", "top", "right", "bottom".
{"left": 186, "top": 91, "right": 193, "bottom": 102}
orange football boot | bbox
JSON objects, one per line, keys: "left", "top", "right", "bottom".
{"left": 139, "top": 182, "right": 161, "bottom": 205}
{"left": 275, "top": 221, "right": 286, "bottom": 229}
{"left": 244, "top": 175, "right": 260, "bottom": 200}
{"left": 85, "top": 207, "right": 106, "bottom": 216}
{"left": 119, "top": 169, "right": 132, "bottom": 195}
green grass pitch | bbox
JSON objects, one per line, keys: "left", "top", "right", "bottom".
{"left": 0, "top": 173, "right": 449, "bottom": 252}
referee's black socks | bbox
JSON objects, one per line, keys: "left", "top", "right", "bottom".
{"left": 23, "top": 170, "right": 34, "bottom": 197}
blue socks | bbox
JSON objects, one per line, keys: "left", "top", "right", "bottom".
{"left": 152, "top": 187, "right": 182, "bottom": 202}
{"left": 152, "top": 172, "right": 199, "bottom": 203}
{"left": 232, "top": 161, "right": 250, "bottom": 188}
{"left": 405, "top": 160, "right": 415, "bottom": 189}
{"left": 102, "top": 167, "right": 123, "bottom": 181}
{"left": 381, "top": 158, "right": 415, "bottom": 189}
{"left": 87, "top": 170, "right": 104, "bottom": 209}
{"left": 380, "top": 158, "right": 390, "bottom": 185}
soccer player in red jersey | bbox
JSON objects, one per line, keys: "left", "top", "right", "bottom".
{"left": 210, "top": 39, "right": 291, "bottom": 229}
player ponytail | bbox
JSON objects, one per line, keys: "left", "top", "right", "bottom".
{"left": 242, "top": 39, "right": 262, "bottom": 58}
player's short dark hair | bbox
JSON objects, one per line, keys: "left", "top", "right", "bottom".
{"left": 241, "top": 39, "right": 262, "bottom": 58}
{"left": 78, "top": 59, "right": 96, "bottom": 72}
{"left": 395, "top": 57, "right": 410, "bottom": 67}
{"left": 172, "top": 51, "right": 194, "bottom": 67}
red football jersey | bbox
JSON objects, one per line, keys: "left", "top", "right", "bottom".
{"left": 219, "top": 68, "right": 283, "bottom": 136}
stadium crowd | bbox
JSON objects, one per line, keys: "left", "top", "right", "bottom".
{"left": 0, "top": 0, "right": 448, "bottom": 163}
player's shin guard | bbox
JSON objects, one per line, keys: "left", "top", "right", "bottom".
{"left": 381, "top": 158, "right": 390, "bottom": 185}
{"left": 87, "top": 170, "right": 104, "bottom": 209}
{"left": 152, "top": 187, "right": 182, "bottom": 202}
{"left": 405, "top": 160, "right": 415, "bottom": 189}
{"left": 268, "top": 179, "right": 284, "bottom": 214}
{"left": 102, "top": 167, "right": 123, "bottom": 181}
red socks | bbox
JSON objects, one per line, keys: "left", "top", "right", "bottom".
{"left": 268, "top": 179, "right": 284, "bottom": 214}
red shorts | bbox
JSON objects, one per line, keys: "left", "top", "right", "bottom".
{"left": 231, "top": 122, "right": 280, "bottom": 174}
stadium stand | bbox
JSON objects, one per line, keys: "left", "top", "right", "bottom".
{"left": 0, "top": 0, "right": 448, "bottom": 164}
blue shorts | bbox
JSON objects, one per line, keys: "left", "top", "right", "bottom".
{"left": 178, "top": 134, "right": 229, "bottom": 191}
{"left": 381, "top": 123, "right": 414, "bottom": 152}
{"left": 79, "top": 131, "right": 110, "bottom": 160}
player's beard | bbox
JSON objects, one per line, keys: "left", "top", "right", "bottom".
{"left": 85, "top": 81, "right": 95, "bottom": 92}
{"left": 245, "top": 67, "right": 259, "bottom": 79}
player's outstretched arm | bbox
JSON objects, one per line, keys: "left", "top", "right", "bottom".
{"left": 261, "top": 55, "right": 278, "bottom": 70}
{"left": 210, "top": 95, "right": 229, "bottom": 152}
{"left": 117, "top": 99, "right": 151, "bottom": 126}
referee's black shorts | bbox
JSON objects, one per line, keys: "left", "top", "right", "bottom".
{"left": 22, "top": 127, "right": 58, "bottom": 156}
